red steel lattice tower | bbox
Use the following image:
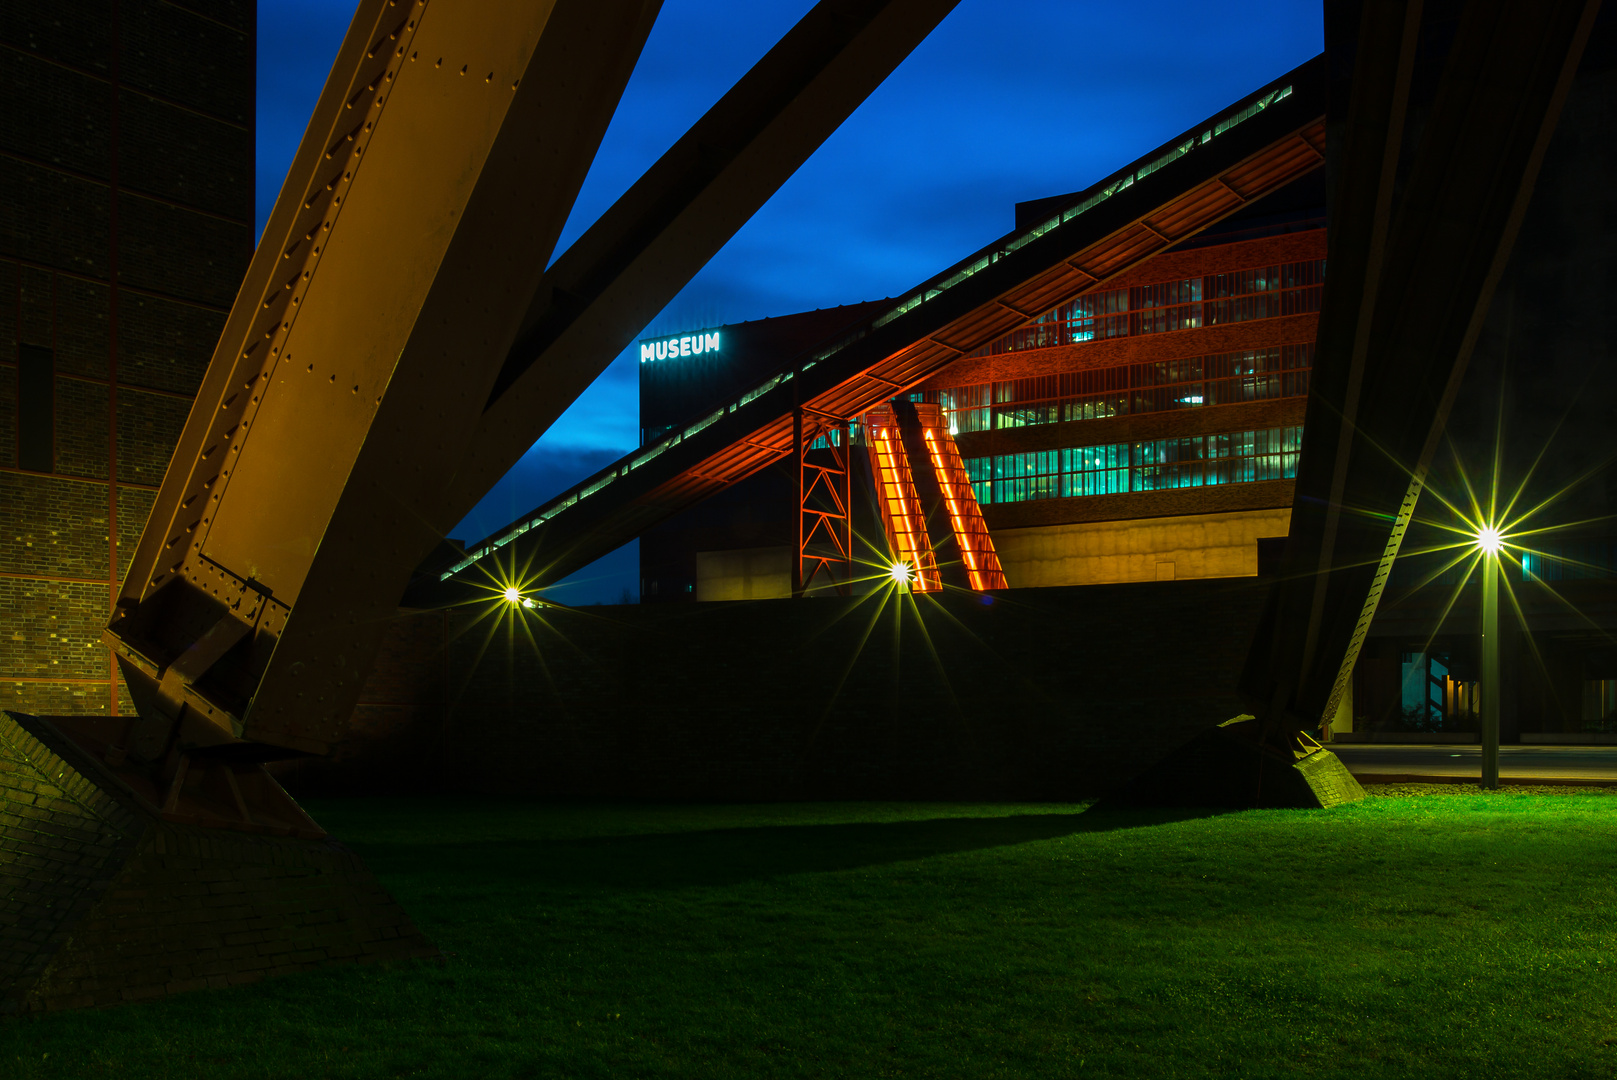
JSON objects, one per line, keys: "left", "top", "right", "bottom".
{"left": 794, "top": 407, "right": 854, "bottom": 596}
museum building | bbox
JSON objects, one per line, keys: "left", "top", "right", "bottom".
{"left": 629, "top": 37, "right": 1617, "bottom": 744}
{"left": 639, "top": 178, "right": 1325, "bottom": 605}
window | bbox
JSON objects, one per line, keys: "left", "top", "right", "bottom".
{"left": 938, "top": 384, "right": 992, "bottom": 433}
{"left": 922, "top": 345, "right": 1312, "bottom": 435}
{"left": 1064, "top": 443, "right": 1130, "bottom": 497}
{"left": 992, "top": 448, "right": 1062, "bottom": 503}
{"left": 1399, "top": 650, "right": 1478, "bottom": 732}
{"left": 965, "top": 426, "right": 1302, "bottom": 504}
{"left": 970, "top": 258, "right": 1325, "bottom": 359}
{"left": 1522, "top": 542, "right": 1617, "bottom": 582}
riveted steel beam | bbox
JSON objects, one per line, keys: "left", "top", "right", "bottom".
{"left": 107, "top": 0, "right": 662, "bottom": 759}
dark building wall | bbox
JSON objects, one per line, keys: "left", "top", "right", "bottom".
{"left": 0, "top": 1, "right": 254, "bottom": 717}
{"left": 640, "top": 464, "right": 796, "bottom": 601}
{"left": 638, "top": 300, "right": 889, "bottom": 440}
{"left": 638, "top": 301, "right": 893, "bottom": 602}
{"left": 284, "top": 578, "right": 1271, "bottom": 801}
{"left": 1355, "top": 14, "right": 1617, "bottom": 741}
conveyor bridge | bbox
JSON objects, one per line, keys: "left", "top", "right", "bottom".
{"left": 423, "top": 57, "right": 1328, "bottom": 602}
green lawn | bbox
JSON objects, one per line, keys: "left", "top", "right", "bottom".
{"left": 7, "top": 788, "right": 1617, "bottom": 1078}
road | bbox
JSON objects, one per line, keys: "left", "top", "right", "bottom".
{"left": 1331, "top": 744, "right": 1617, "bottom": 783}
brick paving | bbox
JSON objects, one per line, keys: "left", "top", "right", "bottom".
{"left": 0, "top": 712, "right": 435, "bottom": 1012}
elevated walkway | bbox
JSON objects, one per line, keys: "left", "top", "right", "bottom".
{"left": 414, "top": 57, "right": 1328, "bottom": 603}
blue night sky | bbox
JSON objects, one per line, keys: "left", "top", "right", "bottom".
{"left": 257, "top": 1, "right": 1322, "bottom": 603}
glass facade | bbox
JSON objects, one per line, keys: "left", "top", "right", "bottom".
{"left": 963, "top": 426, "right": 1302, "bottom": 505}
{"left": 930, "top": 345, "right": 1313, "bottom": 434}
{"left": 1399, "top": 650, "right": 1479, "bottom": 732}
{"left": 1520, "top": 542, "right": 1617, "bottom": 581}
{"left": 969, "top": 258, "right": 1324, "bottom": 359}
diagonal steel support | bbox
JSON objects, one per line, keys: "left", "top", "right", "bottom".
{"left": 106, "top": 0, "right": 663, "bottom": 763}
{"left": 1241, "top": 0, "right": 1601, "bottom": 743}
{"left": 103, "top": 0, "right": 961, "bottom": 782}
{"left": 447, "top": 0, "right": 962, "bottom": 528}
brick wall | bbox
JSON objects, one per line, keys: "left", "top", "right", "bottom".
{"left": 0, "top": 1, "right": 252, "bottom": 716}
{"left": 1, "top": 710, "right": 434, "bottom": 1012}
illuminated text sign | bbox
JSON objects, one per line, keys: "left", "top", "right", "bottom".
{"left": 640, "top": 330, "right": 720, "bottom": 362}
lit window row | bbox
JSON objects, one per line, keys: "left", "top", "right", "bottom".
{"left": 1388, "top": 542, "right": 1617, "bottom": 591}
{"left": 922, "top": 344, "right": 1312, "bottom": 434}
{"left": 1520, "top": 543, "right": 1617, "bottom": 582}
{"left": 971, "top": 258, "right": 1324, "bottom": 358}
{"left": 962, "top": 426, "right": 1302, "bottom": 504}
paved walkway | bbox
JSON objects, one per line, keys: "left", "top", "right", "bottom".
{"left": 1331, "top": 744, "right": 1617, "bottom": 784}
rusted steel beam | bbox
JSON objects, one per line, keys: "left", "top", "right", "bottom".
{"left": 106, "top": 0, "right": 663, "bottom": 761}
{"left": 1240, "top": 0, "right": 1601, "bottom": 739}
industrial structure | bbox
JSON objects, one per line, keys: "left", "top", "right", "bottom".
{"left": 1, "top": 0, "right": 971, "bottom": 1011}
{"left": 435, "top": 0, "right": 1613, "bottom": 747}
{"left": 631, "top": 176, "right": 1321, "bottom": 604}
{"left": 2, "top": 0, "right": 1613, "bottom": 1012}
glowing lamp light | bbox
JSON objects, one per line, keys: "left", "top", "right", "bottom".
{"left": 502, "top": 586, "right": 522, "bottom": 604}
{"left": 888, "top": 561, "right": 914, "bottom": 586}
{"left": 1475, "top": 525, "right": 1503, "bottom": 555}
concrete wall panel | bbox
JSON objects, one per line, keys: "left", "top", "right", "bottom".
{"left": 994, "top": 508, "right": 1293, "bottom": 587}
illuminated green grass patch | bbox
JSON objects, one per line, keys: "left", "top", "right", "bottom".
{"left": 6, "top": 790, "right": 1617, "bottom": 1078}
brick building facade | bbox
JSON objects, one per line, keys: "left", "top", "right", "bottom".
{"left": 1, "top": 1, "right": 254, "bottom": 716}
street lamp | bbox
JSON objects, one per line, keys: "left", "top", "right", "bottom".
{"left": 1476, "top": 524, "right": 1502, "bottom": 790}
{"left": 501, "top": 586, "right": 538, "bottom": 609}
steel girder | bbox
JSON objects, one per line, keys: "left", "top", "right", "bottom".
{"left": 1240, "top": 0, "right": 1601, "bottom": 739}
{"left": 108, "top": 0, "right": 662, "bottom": 762}
{"left": 106, "top": 0, "right": 956, "bottom": 766}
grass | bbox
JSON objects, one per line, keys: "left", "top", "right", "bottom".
{"left": 6, "top": 787, "right": 1617, "bottom": 1078}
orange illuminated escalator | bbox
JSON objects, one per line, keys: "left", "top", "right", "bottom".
{"left": 864, "top": 404, "right": 942, "bottom": 591}
{"left": 915, "top": 403, "right": 1008, "bottom": 591}
{"left": 863, "top": 402, "right": 1007, "bottom": 592}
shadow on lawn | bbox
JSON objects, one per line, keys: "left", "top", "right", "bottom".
{"left": 353, "top": 806, "right": 1230, "bottom": 891}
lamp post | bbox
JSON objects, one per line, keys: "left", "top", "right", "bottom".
{"left": 1478, "top": 525, "right": 1502, "bottom": 790}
